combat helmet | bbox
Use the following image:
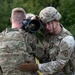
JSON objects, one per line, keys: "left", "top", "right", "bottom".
{"left": 26, "top": 13, "right": 35, "bottom": 19}
{"left": 39, "top": 7, "right": 61, "bottom": 23}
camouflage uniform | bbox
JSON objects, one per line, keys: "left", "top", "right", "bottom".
{"left": 0, "top": 28, "right": 40, "bottom": 75}
{"left": 38, "top": 26, "right": 75, "bottom": 75}
{"left": 38, "top": 7, "right": 75, "bottom": 75}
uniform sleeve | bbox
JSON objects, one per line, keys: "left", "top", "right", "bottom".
{"left": 25, "top": 33, "right": 44, "bottom": 50}
{"left": 24, "top": 33, "right": 37, "bottom": 45}
{"left": 38, "top": 36, "right": 75, "bottom": 74}
{"left": 24, "top": 33, "right": 44, "bottom": 62}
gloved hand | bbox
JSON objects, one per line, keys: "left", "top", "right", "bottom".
{"left": 18, "top": 63, "right": 39, "bottom": 72}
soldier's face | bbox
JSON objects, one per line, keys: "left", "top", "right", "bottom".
{"left": 45, "top": 21, "right": 54, "bottom": 33}
{"left": 44, "top": 20, "right": 59, "bottom": 34}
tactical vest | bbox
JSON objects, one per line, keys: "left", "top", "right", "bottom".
{"left": 0, "top": 28, "right": 37, "bottom": 75}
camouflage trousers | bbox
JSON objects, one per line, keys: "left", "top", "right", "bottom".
{"left": 0, "top": 69, "right": 39, "bottom": 75}
{"left": 43, "top": 72, "right": 75, "bottom": 75}
{"left": 56, "top": 72, "right": 75, "bottom": 75}
{"left": 1, "top": 72, "right": 39, "bottom": 75}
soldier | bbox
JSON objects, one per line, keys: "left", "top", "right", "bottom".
{"left": 26, "top": 13, "right": 35, "bottom": 19}
{"left": 0, "top": 7, "right": 43, "bottom": 75}
{"left": 18, "top": 7, "right": 75, "bottom": 75}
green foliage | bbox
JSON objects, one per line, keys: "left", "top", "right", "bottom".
{"left": 58, "top": 0, "right": 75, "bottom": 37}
{"left": 0, "top": 0, "right": 11, "bottom": 32}
{"left": 11, "top": 0, "right": 24, "bottom": 8}
{"left": 67, "top": 24, "right": 75, "bottom": 37}
{"left": 0, "top": 0, "right": 75, "bottom": 37}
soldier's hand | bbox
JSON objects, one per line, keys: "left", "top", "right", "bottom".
{"left": 18, "top": 63, "right": 39, "bottom": 72}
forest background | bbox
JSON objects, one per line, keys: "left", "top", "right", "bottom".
{"left": 0, "top": 0, "right": 75, "bottom": 75}
{"left": 0, "top": 0, "right": 75, "bottom": 37}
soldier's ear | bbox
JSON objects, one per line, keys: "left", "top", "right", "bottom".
{"left": 10, "top": 18, "right": 12, "bottom": 23}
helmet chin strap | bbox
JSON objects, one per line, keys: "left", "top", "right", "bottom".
{"left": 51, "top": 21, "right": 59, "bottom": 34}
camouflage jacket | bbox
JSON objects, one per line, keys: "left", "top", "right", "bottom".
{"left": 38, "top": 27, "right": 75, "bottom": 75}
{"left": 0, "top": 28, "right": 40, "bottom": 75}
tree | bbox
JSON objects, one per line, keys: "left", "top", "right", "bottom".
{"left": 0, "top": 0, "right": 74, "bottom": 37}
{"left": 58, "top": 0, "right": 75, "bottom": 37}
{"left": 0, "top": 0, "right": 11, "bottom": 32}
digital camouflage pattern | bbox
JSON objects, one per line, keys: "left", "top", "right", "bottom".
{"left": 26, "top": 13, "right": 35, "bottom": 19}
{"left": 39, "top": 7, "right": 61, "bottom": 23}
{"left": 0, "top": 28, "right": 39, "bottom": 75}
{"left": 38, "top": 26, "right": 75, "bottom": 75}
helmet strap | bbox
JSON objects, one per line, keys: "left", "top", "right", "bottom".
{"left": 51, "top": 21, "right": 59, "bottom": 34}
{"left": 51, "top": 21, "right": 55, "bottom": 34}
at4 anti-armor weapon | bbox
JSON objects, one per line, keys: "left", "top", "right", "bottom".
{"left": 22, "top": 18, "right": 43, "bottom": 33}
